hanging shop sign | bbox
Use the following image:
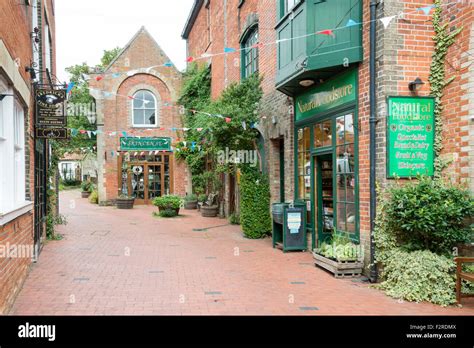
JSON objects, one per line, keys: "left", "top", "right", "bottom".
{"left": 35, "top": 88, "right": 67, "bottom": 127}
{"left": 35, "top": 127, "right": 68, "bottom": 139}
{"left": 295, "top": 69, "right": 357, "bottom": 122}
{"left": 120, "top": 137, "right": 171, "bottom": 151}
{"left": 387, "top": 96, "right": 435, "bottom": 178}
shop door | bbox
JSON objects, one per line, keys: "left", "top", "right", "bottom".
{"left": 314, "top": 153, "right": 334, "bottom": 247}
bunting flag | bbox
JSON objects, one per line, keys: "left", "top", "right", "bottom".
{"left": 112, "top": 73, "right": 121, "bottom": 78}
{"left": 251, "top": 42, "right": 264, "bottom": 49}
{"left": 95, "top": 76, "right": 103, "bottom": 81}
{"left": 66, "top": 82, "right": 75, "bottom": 94}
{"left": 345, "top": 19, "right": 359, "bottom": 27}
{"left": 225, "top": 117, "right": 232, "bottom": 123}
{"left": 317, "top": 29, "right": 335, "bottom": 37}
{"left": 418, "top": 4, "right": 436, "bottom": 15}
{"left": 201, "top": 52, "right": 213, "bottom": 58}
{"left": 164, "top": 61, "right": 173, "bottom": 67}
{"left": 186, "top": 56, "right": 195, "bottom": 63}
{"left": 380, "top": 15, "right": 397, "bottom": 29}
{"left": 224, "top": 47, "right": 236, "bottom": 53}
{"left": 242, "top": 121, "right": 247, "bottom": 130}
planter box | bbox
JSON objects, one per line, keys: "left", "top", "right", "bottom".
{"left": 184, "top": 201, "right": 198, "bottom": 210}
{"left": 81, "top": 191, "right": 91, "bottom": 198}
{"left": 116, "top": 198, "right": 135, "bottom": 209}
{"left": 158, "top": 207, "right": 180, "bottom": 215}
{"left": 313, "top": 252, "right": 363, "bottom": 278}
{"left": 201, "top": 205, "right": 218, "bottom": 217}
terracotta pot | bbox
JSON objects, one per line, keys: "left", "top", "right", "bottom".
{"left": 201, "top": 205, "right": 218, "bottom": 217}
{"left": 81, "top": 191, "right": 91, "bottom": 198}
{"left": 116, "top": 198, "right": 135, "bottom": 209}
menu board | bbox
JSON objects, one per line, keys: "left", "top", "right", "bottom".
{"left": 387, "top": 97, "right": 435, "bottom": 178}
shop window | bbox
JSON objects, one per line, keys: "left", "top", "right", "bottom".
{"left": 241, "top": 26, "right": 259, "bottom": 79}
{"left": 280, "top": 0, "right": 299, "bottom": 18}
{"left": 132, "top": 90, "right": 158, "bottom": 127}
{"left": 314, "top": 119, "right": 332, "bottom": 148}
{"left": 335, "top": 113, "right": 356, "bottom": 234}
{"left": 297, "top": 127, "right": 310, "bottom": 200}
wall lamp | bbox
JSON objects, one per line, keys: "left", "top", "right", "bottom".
{"left": 408, "top": 77, "right": 425, "bottom": 93}
{"left": 0, "top": 94, "right": 14, "bottom": 101}
{"left": 25, "top": 66, "right": 37, "bottom": 80}
{"left": 299, "top": 79, "right": 315, "bottom": 87}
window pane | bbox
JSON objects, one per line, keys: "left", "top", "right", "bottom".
{"left": 346, "top": 203, "right": 356, "bottom": 233}
{"left": 134, "top": 110, "right": 144, "bottom": 125}
{"left": 346, "top": 174, "right": 355, "bottom": 202}
{"left": 303, "top": 127, "right": 310, "bottom": 150}
{"left": 314, "top": 124, "right": 322, "bottom": 148}
{"left": 144, "top": 110, "right": 156, "bottom": 125}
{"left": 345, "top": 114, "right": 355, "bottom": 143}
{"left": 336, "top": 174, "right": 345, "bottom": 201}
{"left": 337, "top": 203, "right": 345, "bottom": 231}
{"left": 143, "top": 91, "right": 155, "bottom": 108}
{"left": 336, "top": 116, "right": 345, "bottom": 145}
{"left": 336, "top": 146, "right": 350, "bottom": 174}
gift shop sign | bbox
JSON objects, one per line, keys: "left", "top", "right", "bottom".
{"left": 387, "top": 97, "right": 435, "bottom": 178}
{"left": 35, "top": 88, "right": 67, "bottom": 127}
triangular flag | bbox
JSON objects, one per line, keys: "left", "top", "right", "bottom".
{"left": 201, "top": 52, "right": 213, "bottom": 58}
{"left": 92, "top": 131, "right": 97, "bottom": 135}
{"left": 127, "top": 70, "right": 138, "bottom": 76}
{"left": 66, "top": 82, "right": 75, "bottom": 94}
{"left": 224, "top": 47, "right": 236, "bottom": 53}
{"left": 380, "top": 15, "right": 396, "bottom": 29}
{"left": 251, "top": 42, "right": 264, "bottom": 49}
{"left": 71, "top": 129, "right": 78, "bottom": 136}
{"left": 122, "top": 131, "right": 127, "bottom": 137}
{"left": 225, "top": 117, "right": 232, "bottom": 123}
{"left": 112, "top": 73, "right": 121, "bottom": 78}
{"left": 87, "top": 131, "right": 92, "bottom": 138}
{"left": 111, "top": 151, "right": 114, "bottom": 157}
{"left": 418, "top": 5, "right": 436, "bottom": 15}
{"left": 242, "top": 121, "right": 247, "bottom": 130}
{"left": 346, "top": 19, "right": 359, "bottom": 27}
{"left": 164, "top": 61, "right": 173, "bottom": 67}
{"left": 95, "top": 76, "right": 103, "bottom": 81}
{"left": 128, "top": 96, "right": 135, "bottom": 100}
{"left": 317, "top": 29, "right": 335, "bottom": 37}
{"left": 186, "top": 56, "right": 195, "bottom": 62}
{"left": 79, "top": 130, "right": 87, "bottom": 134}
{"left": 196, "top": 128, "right": 203, "bottom": 132}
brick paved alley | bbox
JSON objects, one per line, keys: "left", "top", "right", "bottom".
{"left": 9, "top": 190, "right": 474, "bottom": 315}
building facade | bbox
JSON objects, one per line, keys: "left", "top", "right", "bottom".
{"left": 90, "top": 27, "right": 187, "bottom": 205}
{"left": 0, "top": 0, "right": 56, "bottom": 313}
{"left": 182, "top": 0, "right": 474, "bottom": 271}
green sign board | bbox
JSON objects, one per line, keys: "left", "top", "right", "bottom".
{"left": 387, "top": 96, "right": 435, "bottom": 178}
{"left": 120, "top": 137, "right": 171, "bottom": 151}
{"left": 295, "top": 69, "right": 357, "bottom": 121}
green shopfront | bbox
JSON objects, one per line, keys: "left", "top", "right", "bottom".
{"left": 294, "top": 69, "right": 359, "bottom": 249}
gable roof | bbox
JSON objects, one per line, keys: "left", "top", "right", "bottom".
{"left": 103, "top": 26, "right": 178, "bottom": 72}
{"left": 182, "top": 0, "right": 204, "bottom": 39}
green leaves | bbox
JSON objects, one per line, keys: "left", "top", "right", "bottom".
{"left": 240, "top": 166, "right": 271, "bottom": 239}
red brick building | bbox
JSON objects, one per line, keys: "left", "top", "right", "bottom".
{"left": 0, "top": 0, "right": 56, "bottom": 313}
{"left": 182, "top": 0, "right": 473, "bottom": 273}
{"left": 90, "top": 27, "right": 187, "bottom": 205}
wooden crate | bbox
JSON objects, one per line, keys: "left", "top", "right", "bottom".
{"left": 313, "top": 252, "right": 363, "bottom": 278}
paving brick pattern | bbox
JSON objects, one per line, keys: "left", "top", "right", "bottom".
{"left": 10, "top": 190, "right": 474, "bottom": 315}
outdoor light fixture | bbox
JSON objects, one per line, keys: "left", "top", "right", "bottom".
{"left": 299, "top": 79, "right": 315, "bottom": 87}
{"left": 25, "top": 66, "right": 37, "bottom": 80}
{"left": 408, "top": 77, "right": 425, "bottom": 92}
{"left": 0, "top": 94, "right": 14, "bottom": 101}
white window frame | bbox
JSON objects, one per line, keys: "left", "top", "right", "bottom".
{"left": 132, "top": 90, "right": 158, "bottom": 128}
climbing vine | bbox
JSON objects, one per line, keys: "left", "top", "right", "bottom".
{"left": 429, "top": 0, "right": 462, "bottom": 177}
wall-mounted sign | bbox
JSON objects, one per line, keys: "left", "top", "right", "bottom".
{"left": 35, "top": 128, "right": 68, "bottom": 139}
{"left": 295, "top": 69, "right": 357, "bottom": 121}
{"left": 120, "top": 137, "right": 171, "bottom": 151}
{"left": 387, "top": 96, "right": 435, "bottom": 178}
{"left": 35, "top": 88, "right": 67, "bottom": 127}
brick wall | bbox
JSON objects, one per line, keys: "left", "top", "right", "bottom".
{"left": 90, "top": 27, "right": 186, "bottom": 204}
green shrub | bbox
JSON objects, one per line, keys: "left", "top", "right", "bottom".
{"left": 240, "top": 166, "right": 271, "bottom": 239}
{"left": 376, "top": 249, "right": 456, "bottom": 306}
{"left": 184, "top": 193, "right": 198, "bottom": 202}
{"left": 81, "top": 181, "right": 93, "bottom": 192}
{"left": 89, "top": 190, "right": 98, "bottom": 204}
{"left": 63, "top": 179, "right": 81, "bottom": 187}
{"left": 198, "top": 194, "right": 208, "bottom": 203}
{"left": 229, "top": 213, "right": 240, "bottom": 225}
{"left": 383, "top": 176, "right": 473, "bottom": 255}
{"left": 153, "top": 195, "right": 182, "bottom": 210}
{"left": 158, "top": 209, "right": 178, "bottom": 218}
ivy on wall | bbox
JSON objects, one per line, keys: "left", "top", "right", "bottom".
{"left": 429, "top": 0, "right": 462, "bottom": 177}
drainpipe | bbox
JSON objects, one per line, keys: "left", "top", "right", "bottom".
{"left": 369, "top": 0, "right": 378, "bottom": 283}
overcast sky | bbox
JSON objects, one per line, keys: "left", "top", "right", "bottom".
{"left": 55, "top": 0, "right": 194, "bottom": 83}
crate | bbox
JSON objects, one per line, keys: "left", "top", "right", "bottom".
{"left": 313, "top": 252, "right": 363, "bottom": 278}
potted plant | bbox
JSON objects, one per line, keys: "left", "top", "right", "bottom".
{"left": 116, "top": 194, "right": 135, "bottom": 209}
{"left": 313, "top": 232, "right": 364, "bottom": 278}
{"left": 183, "top": 193, "right": 198, "bottom": 210}
{"left": 197, "top": 193, "right": 207, "bottom": 211}
{"left": 201, "top": 192, "right": 219, "bottom": 218}
{"left": 81, "top": 181, "right": 93, "bottom": 198}
{"left": 153, "top": 195, "right": 182, "bottom": 216}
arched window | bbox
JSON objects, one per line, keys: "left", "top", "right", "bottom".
{"left": 133, "top": 90, "right": 157, "bottom": 126}
{"left": 241, "top": 26, "right": 259, "bottom": 79}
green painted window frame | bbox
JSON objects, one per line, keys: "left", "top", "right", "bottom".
{"left": 240, "top": 26, "right": 259, "bottom": 79}
{"left": 278, "top": 0, "right": 304, "bottom": 19}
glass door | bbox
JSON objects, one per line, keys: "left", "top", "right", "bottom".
{"left": 147, "top": 164, "right": 163, "bottom": 203}
{"left": 314, "top": 153, "right": 334, "bottom": 246}
{"left": 128, "top": 164, "right": 146, "bottom": 204}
